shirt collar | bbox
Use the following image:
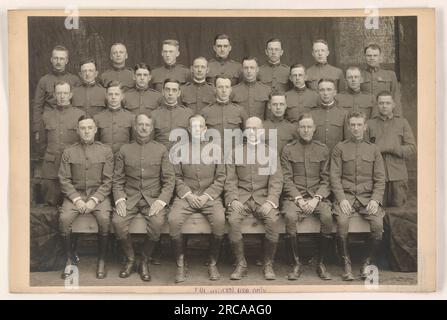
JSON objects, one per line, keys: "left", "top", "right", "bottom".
{"left": 347, "top": 87, "right": 361, "bottom": 94}
{"left": 216, "top": 98, "right": 230, "bottom": 105}
{"left": 267, "top": 60, "right": 281, "bottom": 67}
{"left": 112, "top": 64, "right": 126, "bottom": 71}
{"left": 294, "top": 85, "right": 307, "bottom": 92}
{"left": 193, "top": 78, "right": 207, "bottom": 85}
{"left": 320, "top": 100, "right": 336, "bottom": 108}
{"left": 164, "top": 62, "right": 177, "bottom": 69}
{"left": 366, "top": 65, "right": 380, "bottom": 73}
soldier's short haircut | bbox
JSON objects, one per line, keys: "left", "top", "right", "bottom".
{"left": 79, "top": 58, "right": 97, "bottom": 69}
{"left": 162, "top": 39, "right": 180, "bottom": 48}
{"left": 364, "top": 43, "right": 382, "bottom": 54}
{"left": 312, "top": 39, "right": 329, "bottom": 48}
{"left": 52, "top": 45, "right": 69, "bottom": 57}
{"left": 134, "top": 63, "right": 151, "bottom": 73}
{"left": 290, "top": 63, "right": 307, "bottom": 73}
{"left": 106, "top": 81, "right": 123, "bottom": 91}
{"left": 54, "top": 80, "right": 72, "bottom": 92}
{"left": 376, "top": 90, "right": 394, "bottom": 100}
{"left": 189, "top": 114, "right": 206, "bottom": 126}
{"left": 134, "top": 113, "right": 153, "bottom": 125}
{"left": 110, "top": 43, "right": 127, "bottom": 51}
{"left": 163, "top": 78, "right": 181, "bottom": 88}
{"left": 347, "top": 110, "right": 367, "bottom": 122}
{"left": 346, "top": 66, "right": 362, "bottom": 75}
{"left": 77, "top": 114, "right": 97, "bottom": 126}
{"left": 317, "top": 78, "right": 336, "bottom": 88}
{"left": 266, "top": 38, "right": 282, "bottom": 48}
{"left": 269, "top": 91, "right": 286, "bottom": 100}
{"left": 214, "top": 34, "right": 231, "bottom": 44}
{"left": 192, "top": 56, "right": 208, "bottom": 66}
{"left": 214, "top": 76, "right": 232, "bottom": 86}
{"left": 241, "top": 56, "right": 259, "bottom": 65}
{"left": 297, "top": 113, "right": 314, "bottom": 124}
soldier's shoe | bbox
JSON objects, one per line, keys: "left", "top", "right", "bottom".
{"left": 208, "top": 264, "right": 221, "bottom": 281}
{"left": 119, "top": 260, "right": 135, "bottom": 278}
{"left": 139, "top": 260, "right": 151, "bottom": 282}
{"left": 175, "top": 264, "right": 187, "bottom": 283}
{"left": 61, "top": 259, "right": 75, "bottom": 280}
{"left": 230, "top": 263, "right": 248, "bottom": 280}
{"left": 341, "top": 257, "right": 355, "bottom": 281}
{"left": 263, "top": 263, "right": 276, "bottom": 280}
{"left": 72, "top": 253, "right": 80, "bottom": 265}
{"left": 96, "top": 259, "right": 107, "bottom": 279}
{"left": 316, "top": 263, "right": 332, "bottom": 280}
{"left": 287, "top": 263, "right": 302, "bottom": 280}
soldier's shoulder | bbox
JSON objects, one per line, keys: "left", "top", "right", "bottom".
{"left": 312, "top": 140, "right": 329, "bottom": 149}
{"left": 150, "top": 139, "right": 168, "bottom": 151}
{"left": 257, "top": 81, "right": 271, "bottom": 90}
{"left": 176, "top": 64, "right": 189, "bottom": 70}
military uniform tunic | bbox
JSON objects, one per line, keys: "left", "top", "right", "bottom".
{"left": 258, "top": 61, "right": 290, "bottom": 93}
{"left": 151, "top": 63, "right": 190, "bottom": 92}
{"left": 180, "top": 80, "right": 216, "bottom": 114}
{"left": 72, "top": 81, "right": 106, "bottom": 116}
{"left": 231, "top": 80, "right": 271, "bottom": 119}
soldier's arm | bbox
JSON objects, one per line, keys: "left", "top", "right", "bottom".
{"left": 266, "top": 156, "right": 283, "bottom": 208}
{"left": 280, "top": 147, "right": 302, "bottom": 199}
{"left": 32, "top": 78, "right": 46, "bottom": 133}
{"left": 203, "top": 163, "right": 226, "bottom": 200}
{"left": 112, "top": 149, "right": 127, "bottom": 202}
{"left": 316, "top": 147, "right": 331, "bottom": 198}
{"left": 371, "top": 146, "right": 386, "bottom": 203}
{"left": 174, "top": 163, "right": 192, "bottom": 198}
{"left": 58, "top": 149, "right": 81, "bottom": 202}
{"left": 396, "top": 119, "right": 417, "bottom": 159}
{"left": 330, "top": 144, "right": 346, "bottom": 203}
{"left": 92, "top": 146, "right": 114, "bottom": 202}
{"left": 159, "top": 148, "right": 175, "bottom": 204}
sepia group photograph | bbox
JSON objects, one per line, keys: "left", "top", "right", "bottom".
{"left": 8, "top": 8, "right": 436, "bottom": 294}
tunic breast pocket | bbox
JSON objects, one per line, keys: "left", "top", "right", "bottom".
{"left": 289, "top": 156, "right": 305, "bottom": 177}
{"left": 71, "top": 159, "right": 86, "bottom": 179}
{"left": 309, "top": 156, "right": 324, "bottom": 174}
{"left": 226, "top": 117, "right": 242, "bottom": 129}
{"left": 341, "top": 152, "right": 356, "bottom": 175}
{"left": 360, "top": 153, "right": 375, "bottom": 175}
{"left": 377, "top": 79, "right": 392, "bottom": 91}
{"left": 143, "top": 159, "right": 162, "bottom": 177}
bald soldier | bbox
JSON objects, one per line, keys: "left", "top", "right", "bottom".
{"left": 112, "top": 114, "right": 175, "bottom": 281}
{"left": 151, "top": 79, "right": 194, "bottom": 150}
{"left": 225, "top": 117, "right": 283, "bottom": 281}
{"left": 285, "top": 64, "right": 320, "bottom": 123}
{"left": 207, "top": 34, "right": 242, "bottom": 86}
{"left": 124, "top": 63, "right": 162, "bottom": 116}
{"left": 93, "top": 81, "right": 134, "bottom": 154}
{"left": 263, "top": 92, "right": 297, "bottom": 154}
{"left": 306, "top": 39, "right": 345, "bottom": 93}
{"left": 169, "top": 115, "right": 226, "bottom": 283}
{"left": 180, "top": 57, "right": 216, "bottom": 114}
{"left": 258, "top": 38, "right": 290, "bottom": 93}
{"left": 361, "top": 43, "right": 402, "bottom": 116}
{"left": 310, "top": 79, "right": 348, "bottom": 151}
{"left": 336, "top": 66, "right": 375, "bottom": 119}
{"left": 232, "top": 56, "right": 272, "bottom": 119}
{"left": 100, "top": 43, "right": 134, "bottom": 91}
{"left": 281, "top": 113, "right": 333, "bottom": 281}
{"left": 33, "top": 45, "right": 80, "bottom": 145}
{"left": 40, "top": 81, "right": 85, "bottom": 206}
{"left": 151, "top": 40, "right": 191, "bottom": 92}
{"left": 58, "top": 115, "right": 114, "bottom": 280}
{"left": 331, "top": 111, "right": 386, "bottom": 281}
{"left": 200, "top": 76, "right": 248, "bottom": 142}
{"left": 72, "top": 58, "right": 106, "bottom": 116}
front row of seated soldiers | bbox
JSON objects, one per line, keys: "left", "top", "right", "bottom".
{"left": 56, "top": 89, "right": 415, "bottom": 283}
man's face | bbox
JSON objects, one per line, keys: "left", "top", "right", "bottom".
{"left": 312, "top": 42, "right": 329, "bottom": 64}
{"left": 106, "top": 87, "right": 123, "bottom": 109}
{"left": 163, "top": 82, "right": 181, "bottom": 104}
{"left": 242, "top": 59, "right": 259, "bottom": 82}
{"left": 346, "top": 69, "right": 362, "bottom": 91}
{"left": 191, "top": 58, "right": 208, "bottom": 81}
{"left": 54, "top": 83, "right": 72, "bottom": 106}
{"left": 290, "top": 67, "right": 306, "bottom": 88}
{"left": 51, "top": 50, "right": 68, "bottom": 72}
{"left": 215, "top": 78, "right": 232, "bottom": 101}
{"left": 265, "top": 41, "right": 283, "bottom": 63}
{"left": 110, "top": 44, "right": 128, "bottom": 65}
{"left": 162, "top": 44, "right": 180, "bottom": 65}
{"left": 298, "top": 118, "right": 316, "bottom": 142}
{"left": 190, "top": 118, "right": 207, "bottom": 140}
{"left": 268, "top": 95, "right": 287, "bottom": 118}
{"left": 135, "top": 115, "right": 153, "bottom": 138}
{"left": 77, "top": 119, "right": 97, "bottom": 143}
{"left": 349, "top": 116, "right": 367, "bottom": 140}
{"left": 365, "top": 48, "right": 381, "bottom": 68}
{"left": 377, "top": 95, "right": 395, "bottom": 117}
{"left": 318, "top": 81, "right": 336, "bottom": 104}
{"left": 245, "top": 118, "right": 263, "bottom": 144}
{"left": 134, "top": 68, "right": 151, "bottom": 88}
{"left": 80, "top": 62, "right": 98, "bottom": 83}
{"left": 213, "top": 39, "right": 232, "bottom": 59}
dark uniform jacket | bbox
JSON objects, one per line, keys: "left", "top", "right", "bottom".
{"left": 281, "top": 138, "right": 330, "bottom": 200}
{"left": 123, "top": 86, "right": 162, "bottom": 116}
{"left": 336, "top": 88, "right": 375, "bottom": 119}
{"left": 232, "top": 80, "right": 271, "bottom": 119}
{"left": 72, "top": 80, "right": 106, "bottom": 116}
{"left": 285, "top": 86, "right": 320, "bottom": 123}
{"left": 180, "top": 80, "right": 216, "bottom": 114}
{"left": 41, "top": 105, "right": 85, "bottom": 179}
{"left": 32, "top": 70, "right": 80, "bottom": 133}
{"left": 58, "top": 141, "right": 114, "bottom": 203}
{"left": 100, "top": 66, "right": 134, "bottom": 91}
{"left": 151, "top": 63, "right": 190, "bottom": 92}
{"left": 113, "top": 140, "right": 175, "bottom": 209}
{"left": 93, "top": 107, "right": 134, "bottom": 154}
{"left": 258, "top": 61, "right": 290, "bottom": 93}
{"left": 366, "top": 114, "right": 416, "bottom": 182}
{"left": 207, "top": 57, "right": 241, "bottom": 86}
{"left": 330, "top": 138, "right": 386, "bottom": 206}
{"left": 224, "top": 143, "right": 283, "bottom": 207}
{"left": 263, "top": 117, "right": 297, "bottom": 154}
{"left": 306, "top": 62, "right": 345, "bottom": 92}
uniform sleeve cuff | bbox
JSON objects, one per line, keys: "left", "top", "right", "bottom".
{"left": 181, "top": 191, "right": 192, "bottom": 199}
{"left": 115, "top": 198, "right": 126, "bottom": 205}
{"left": 266, "top": 200, "right": 278, "bottom": 209}
{"left": 204, "top": 193, "right": 214, "bottom": 201}
{"left": 72, "top": 197, "right": 81, "bottom": 204}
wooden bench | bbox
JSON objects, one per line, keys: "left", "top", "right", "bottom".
{"left": 72, "top": 212, "right": 370, "bottom": 234}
